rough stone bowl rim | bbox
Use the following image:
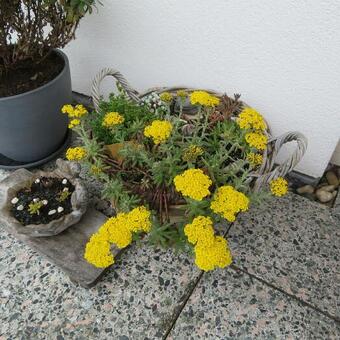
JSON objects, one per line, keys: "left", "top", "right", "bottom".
{"left": 1, "top": 170, "right": 87, "bottom": 236}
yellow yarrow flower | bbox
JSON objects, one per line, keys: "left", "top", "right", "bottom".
{"left": 102, "top": 112, "right": 125, "bottom": 128}
{"left": 176, "top": 90, "right": 187, "bottom": 98}
{"left": 66, "top": 147, "right": 87, "bottom": 161}
{"left": 210, "top": 185, "right": 249, "bottom": 222}
{"left": 84, "top": 233, "right": 114, "bottom": 268}
{"left": 270, "top": 177, "right": 288, "bottom": 197}
{"left": 73, "top": 104, "right": 88, "bottom": 118}
{"left": 61, "top": 104, "right": 74, "bottom": 116}
{"left": 247, "top": 152, "right": 263, "bottom": 167}
{"left": 99, "top": 214, "right": 133, "bottom": 249}
{"left": 160, "top": 92, "right": 173, "bottom": 103}
{"left": 174, "top": 169, "right": 212, "bottom": 201}
{"left": 182, "top": 145, "right": 204, "bottom": 162}
{"left": 190, "top": 91, "right": 220, "bottom": 107}
{"left": 194, "top": 236, "right": 232, "bottom": 271}
{"left": 245, "top": 132, "right": 268, "bottom": 150}
{"left": 127, "top": 206, "right": 152, "bottom": 233}
{"left": 144, "top": 120, "right": 173, "bottom": 145}
{"left": 184, "top": 216, "right": 215, "bottom": 248}
{"left": 85, "top": 205, "right": 152, "bottom": 268}
{"left": 237, "top": 107, "right": 267, "bottom": 131}
{"left": 68, "top": 118, "right": 80, "bottom": 129}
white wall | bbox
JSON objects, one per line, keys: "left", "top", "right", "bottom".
{"left": 64, "top": 0, "right": 340, "bottom": 178}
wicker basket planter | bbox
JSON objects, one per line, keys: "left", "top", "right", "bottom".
{"left": 92, "top": 68, "right": 307, "bottom": 194}
{"left": 64, "top": 67, "right": 308, "bottom": 271}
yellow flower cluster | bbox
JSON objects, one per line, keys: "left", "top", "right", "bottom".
{"left": 195, "top": 236, "right": 232, "bottom": 271}
{"left": 144, "top": 120, "right": 173, "bottom": 144}
{"left": 66, "top": 147, "right": 87, "bottom": 161}
{"left": 84, "top": 206, "right": 152, "bottom": 268}
{"left": 270, "top": 177, "right": 288, "bottom": 196}
{"left": 102, "top": 112, "right": 125, "bottom": 128}
{"left": 62, "top": 104, "right": 88, "bottom": 118}
{"left": 245, "top": 132, "right": 268, "bottom": 150}
{"left": 68, "top": 119, "right": 80, "bottom": 129}
{"left": 237, "top": 107, "right": 267, "bottom": 131}
{"left": 190, "top": 91, "right": 220, "bottom": 107}
{"left": 62, "top": 104, "right": 87, "bottom": 129}
{"left": 84, "top": 233, "right": 114, "bottom": 268}
{"left": 247, "top": 152, "right": 263, "bottom": 166}
{"left": 184, "top": 216, "right": 215, "bottom": 248}
{"left": 160, "top": 92, "right": 173, "bottom": 103}
{"left": 176, "top": 90, "right": 187, "bottom": 98}
{"left": 174, "top": 169, "right": 212, "bottom": 201}
{"left": 184, "top": 216, "right": 232, "bottom": 271}
{"left": 210, "top": 185, "right": 249, "bottom": 222}
{"left": 182, "top": 145, "right": 204, "bottom": 162}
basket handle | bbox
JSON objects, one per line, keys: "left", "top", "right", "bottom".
{"left": 91, "top": 68, "right": 141, "bottom": 111}
{"left": 254, "top": 131, "right": 308, "bottom": 190}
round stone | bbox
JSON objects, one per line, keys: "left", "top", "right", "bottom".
{"left": 17, "top": 205, "right": 24, "bottom": 211}
{"left": 11, "top": 197, "right": 19, "bottom": 204}
{"left": 57, "top": 207, "right": 64, "bottom": 213}
{"left": 48, "top": 209, "right": 57, "bottom": 215}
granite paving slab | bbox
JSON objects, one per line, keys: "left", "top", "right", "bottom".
{"left": 228, "top": 193, "right": 340, "bottom": 319}
{"left": 168, "top": 267, "right": 340, "bottom": 339}
{"left": 0, "top": 227, "right": 201, "bottom": 339}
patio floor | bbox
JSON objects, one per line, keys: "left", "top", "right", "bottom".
{"left": 0, "top": 166, "right": 339, "bottom": 339}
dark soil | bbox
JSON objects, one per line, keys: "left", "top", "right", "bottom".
{"left": 11, "top": 177, "right": 74, "bottom": 226}
{"left": 0, "top": 52, "right": 64, "bottom": 97}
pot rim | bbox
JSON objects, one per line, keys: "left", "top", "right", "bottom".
{"left": 0, "top": 49, "right": 69, "bottom": 102}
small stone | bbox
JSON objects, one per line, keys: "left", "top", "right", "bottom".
{"left": 62, "top": 179, "right": 68, "bottom": 185}
{"left": 33, "top": 198, "right": 39, "bottom": 203}
{"left": 48, "top": 209, "right": 56, "bottom": 215}
{"left": 34, "top": 178, "right": 40, "bottom": 184}
{"left": 11, "top": 197, "right": 19, "bottom": 204}
{"left": 57, "top": 207, "right": 64, "bottom": 213}
{"left": 296, "top": 185, "right": 314, "bottom": 195}
{"left": 315, "top": 189, "right": 334, "bottom": 203}
{"left": 63, "top": 187, "right": 69, "bottom": 192}
{"left": 325, "top": 171, "right": 339, "bottom": 187}
{"left": 42, "top": 200, "right": 48, "bottom": 205}
{"left": 17, "top": 205, "right": 24, "bottom": 211}
{"left": 317, "top": 184, "right": 336, "bottom": 192}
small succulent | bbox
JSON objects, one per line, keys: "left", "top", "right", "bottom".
{"left": 141, "top": 92, "right": 167, "bottom": 114}
{"left": 57, "top": 189, "right": 71, "bottom": 202}
{"left": 28, "top": 201, "right": 44, "bottom": 215}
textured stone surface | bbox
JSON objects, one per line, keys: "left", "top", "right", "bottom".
{"left": 168, "top": 268, "right": 340, "bottom": 339}
{"left": 0, "top": 207, "right": 112, "bottom": 288}
{"left": 0, "top": 230, "right": 200, "bottom": 339}
{"left": 228, "top": 193, "right": 340, "bottom": 318}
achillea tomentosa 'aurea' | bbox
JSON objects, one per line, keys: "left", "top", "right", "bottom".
{"left": 270, "top": 177, "right": 288, "bottom": 197}
{"left": 174, "top": 169, "right": 212, "bottom": 201}
{"left": 184, "top": 216, "right": 232, "bottom": 271}
{"left": 144, "top": 120, "right": 173, "bottom": 144}
{"left": 210, "top": 185, "right": 249, "bottom": 222}
{"left": 245, "top": 132, "right": 268, "bottom": 150}
{"left": 247, "top": 152, "right": 263, "bottom": 167}
{"left": 237, "top": 107, "right": 267, "bottom": 131}
{"left": 102, "top": 111, "right": 125, "bottom": 128}
{"left": 84, "top": 206, "right": 152, "bottom": 268}
{"left": 66, "top": 147, "right": 87, "bottom": 161}
{"left": 190, "top": 91, "right": 220, "bottom": 107}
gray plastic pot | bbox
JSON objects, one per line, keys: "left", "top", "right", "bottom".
{"left": 0, "top": 49, "right": 71, "bottom": 163}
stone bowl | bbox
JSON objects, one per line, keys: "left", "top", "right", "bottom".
{"left": 0, "top": 159, "right": 88, "bottom": 237}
